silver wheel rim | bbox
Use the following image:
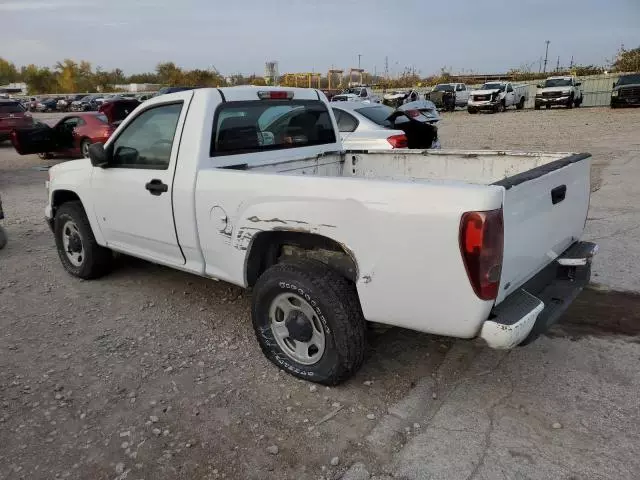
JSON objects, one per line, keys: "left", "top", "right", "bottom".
{"left": 269, "top": 292, "right": 326, "bottom": 365}
{"left": 61, "top": 220, "right": 84, "bottom": 267}
{"left": 82, "top": 142, "right": 90, "bottom": 158}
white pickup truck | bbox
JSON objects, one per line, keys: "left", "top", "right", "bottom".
{"left": 535, "top": 76, "right": 583, "bottom": 109}
{"left": 12, "top": 87, "right": 597, "bottom": 385}
{"left": 468, "top": 82, "right": 528, "bottom": 113}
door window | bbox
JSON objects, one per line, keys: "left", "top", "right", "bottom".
{"left": 110, "top": 103, "right": 183, "bottom": 169}
{"left": 507, "top": 85, "right": 514, "bottom": 93}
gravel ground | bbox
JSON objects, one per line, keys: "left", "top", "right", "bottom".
{"left": 1, "top": 106, "right": 639, "bottom": 480}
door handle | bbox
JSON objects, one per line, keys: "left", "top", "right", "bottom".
{"left": 145, "top": 179, "right": 168, "bottom": 196}
{"left": 551, "top": 185, "right": 567, "bottom": 205}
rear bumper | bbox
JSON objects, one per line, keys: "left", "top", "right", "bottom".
{"left": 480, "top": 241, "right": 597, "bottom": 349}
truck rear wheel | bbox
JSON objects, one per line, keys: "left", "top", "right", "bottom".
{"left": 54, "top": 201, "right": 112, "bottom": 279}
{"left": 467, "top": 107, "right": 478, "bottom": 114}
{"left": 251, "top": 259, "right": 366, "bottom": 385}
{"left": 516, "top": 97, "right": 525, "bottom": 110}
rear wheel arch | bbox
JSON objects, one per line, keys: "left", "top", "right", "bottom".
{"left": 245, "top": 231, "right": 359, "bottom": 287}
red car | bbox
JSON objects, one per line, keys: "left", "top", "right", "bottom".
{"left": 0, "top": 100, "right": 34, "bottom": 142}
{"left": 11, "top": 112, "right": 116, "bottom": 159}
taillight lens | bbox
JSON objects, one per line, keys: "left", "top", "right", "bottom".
{"left": 459, "top": 209, "right": 504, "bottom": 301}
{"left": 387, "top": 134, "right": 408, "bottom": 148}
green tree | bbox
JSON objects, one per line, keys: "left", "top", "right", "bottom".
{"left": 613, "top": 46, "right": 640, "bottom": 72}
{"left": 0, "top": 57, "right": 19, "bottom": 84}
{"left": 156, "top": 62, "right": 183, "bottom": 85}
{"left": 21, "top": 64, "right": 57, "bottom": 94}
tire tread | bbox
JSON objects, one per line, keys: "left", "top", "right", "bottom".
{"left": 252, "top": 259, "right": 366, "bottom": 385}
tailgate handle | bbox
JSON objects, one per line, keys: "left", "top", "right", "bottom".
{"left": 551, "top": 185, "right": 567, "bottom": 205}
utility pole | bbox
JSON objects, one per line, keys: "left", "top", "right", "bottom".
{"left": 569, "top": 56, "right": 574, "bottom": 69}
{"left": 357, "top": 54, "right": 362, "bottom": 70}
{"left": 556, "top": 56, "right": 560, "bottom": 72}
{"left": 543, "top": 40, "right": 550, "bottom": 73}
{"left": 384, "top": 56, "right": 389, "bottom": 81}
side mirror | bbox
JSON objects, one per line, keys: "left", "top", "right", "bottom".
{"left": 612, "top": 82, "right": 616, "bottom": 88}
{"left": 575, "top": 82, "right": 581, "bottom": 86}
{"left": 536, "top": 84, "right": 543, "bottom": 89}
{"left": 88, "top": 142, "right": 109, "bottom": 167}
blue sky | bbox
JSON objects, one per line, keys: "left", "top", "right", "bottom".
{"left": 1, "top": 0, "right": 639, "bottom": 76}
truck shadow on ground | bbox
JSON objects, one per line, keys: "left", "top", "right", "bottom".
{"left": 549, "top": 287, "right": 640, "bottom": 339}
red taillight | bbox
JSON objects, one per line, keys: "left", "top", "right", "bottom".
{"left": 387, "top": 134, "right": 408, "bottom": 149}
{"left": 404, "top": 109, "right": 421, "bottom": 118}
{"left": 257, "top": 91, "right": 294, "bottom": 100}
{"left": 459, "top": 209, "right": 504, "bottom": 301}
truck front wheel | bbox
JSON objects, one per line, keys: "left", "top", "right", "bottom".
{"left": 566, "top": 94, "right": 574, "bottom": 109}
{"left": 54, "top": 201, "right": 112, "bottom": 279}
{"left": 251, "top": 259, "right": 366, "bottom": 385}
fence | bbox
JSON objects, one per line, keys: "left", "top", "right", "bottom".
{"left": 511, "top": 73, "right": 623, "bottom": 109}
{"left": 375, "top": 73, "right": 634, "bottom": 109}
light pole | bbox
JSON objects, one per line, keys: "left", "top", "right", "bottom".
{"left": 543, "top": 40, "right": 550, "bottom": 74}
{"left": 358, "top": 54, "right": 362, "bottom": 70}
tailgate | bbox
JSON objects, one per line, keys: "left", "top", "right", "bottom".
{"left": 494, "top": 153, "right": 591, "bottom": 304}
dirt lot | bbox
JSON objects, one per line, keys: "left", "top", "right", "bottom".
{"left": 1, "top": 107, "right": 640, "bottom": 480}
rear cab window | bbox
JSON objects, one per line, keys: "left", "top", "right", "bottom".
{"left": 210, "top": 100, "right": 336, "bottom": 156}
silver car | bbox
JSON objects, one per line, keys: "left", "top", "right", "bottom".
{"left": 331, "top": 101, "right": 440, "bottom": 150}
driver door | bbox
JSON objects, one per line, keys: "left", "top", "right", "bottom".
{"left": 90, "top": 94, "right": 192, "bottom": 266}
{"left": 506, "top": 84, "right": 515, "bottom": 106}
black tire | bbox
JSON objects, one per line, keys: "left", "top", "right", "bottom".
{"left": 467, "top": 107, "right": 478, "bottom": 114}
{"left": 54, "top": 201, "right": 112, "bottom": 279}
{"left": 545, "top": 104, "right": 551, "bottom": 109}
{"left": 80, "top": 138, "right": 91, "bottom": 158}
{"left": 251, "top": 259, "right": 366, "bottom": 385}
{"left": 516, "top": 97, "right": 525, "bottom": 110}
{"left": 534, "top": 104, "right": 541, "bottom": 110}
{"left": 566, "top": 94, "right": 574, "bottom": 109}
{"left": 574, "top": 97, "right": 582, "bottom": 107}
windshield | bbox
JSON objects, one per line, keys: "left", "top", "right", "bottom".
{"left": 0, "top": 103, "right": 25, "bottom": 114}
{"left": 433, "top": 84, "right": 454, "bottom": 92}
{"left": 80, "top": 96, "right": 93, "bottom": 102}
{"left": 481, "top": 83, "right": 506, "bottom": 91}
{"left": 354, "top": 105, "right": 395, "bottom": 127}
{"left": 544, "top": 78, "right": 572, "bottom": 87}
{"left": 344, "top": 88, "right": 365, "bottom": 95}
{"left": 617, "top": 74, "right": 640, "bottom": 86}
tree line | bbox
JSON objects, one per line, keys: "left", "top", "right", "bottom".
{"left": 1, "top": 47, "right": 638, "bottom": 95}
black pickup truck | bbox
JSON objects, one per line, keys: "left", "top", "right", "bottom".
{"left": 611, "top": 73, "right": 640, "bottom": 108}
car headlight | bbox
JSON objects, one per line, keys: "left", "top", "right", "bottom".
{"left": 612, "top": 90, "right": 619, "bottom": 97}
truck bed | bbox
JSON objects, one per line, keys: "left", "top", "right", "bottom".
{"left": 246, "top": 149, "right": 579, "bottom": 186}
{"left": 243, "top": 149, "right": 591, "bottom": 305}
